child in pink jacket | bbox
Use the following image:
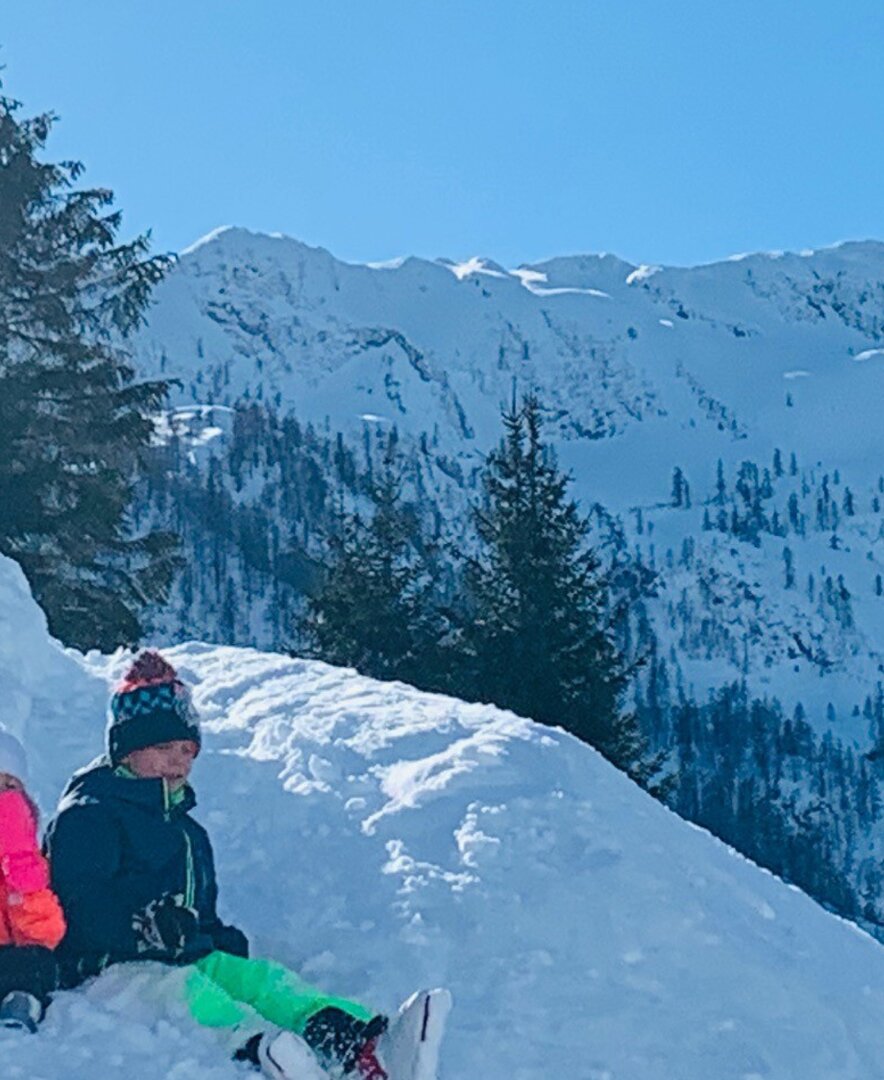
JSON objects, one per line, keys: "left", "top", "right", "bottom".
{"left": 0, "top": 728, "right": 66, "bottom": 1032}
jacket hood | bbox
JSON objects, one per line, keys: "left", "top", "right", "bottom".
{"left": 57, "top": 756, "right": 196, "bottom": 817}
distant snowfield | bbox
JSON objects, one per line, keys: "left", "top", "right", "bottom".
{"left": 2, "top": 555, "right": 884, "bottom": 1079}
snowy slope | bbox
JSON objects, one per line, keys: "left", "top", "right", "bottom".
{"left": 4, "top": 553, "right": 884, "bottom": 1079}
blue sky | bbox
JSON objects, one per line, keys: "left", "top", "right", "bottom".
{"left": 3, "top": 1, "right": 882, "bottom": 268}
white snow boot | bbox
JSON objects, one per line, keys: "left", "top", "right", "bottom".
{"left": 0, "top": 990, "right": 42, "bottom": 1033}
{"left": 256, "top": 1029, "right": 330, "bottom": 1080}
{"left": 377, "top": 988, "right": 452, "bottom": 1080}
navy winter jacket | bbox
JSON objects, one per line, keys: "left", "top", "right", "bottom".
{"left": 44, "top": 757, "right": 247, "bottom": 985}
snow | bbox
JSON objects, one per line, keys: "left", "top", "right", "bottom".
{"left": 519, "top": 283, "right": 611, "bottom": 299}
{"left": 365, "top": 258, "right": 408, "bottom": 271}
{"left": 152, "top": 405, "right": 234, "bottom": 449}
{"left": 4, "top": 553, "right": 884, "bottom": 1078}
{"left": 180, "top": 226, "right": 239, "bottom": 257}
{"left": 626, "top": 264, "right": 661, "bottom": 284}
{"left": 440, "top": 256, "right": 509, "bottom": 281}
{"left": 509, "top": 268, "right": 548, "bottom": 287}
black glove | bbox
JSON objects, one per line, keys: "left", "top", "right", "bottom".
{"left": 209, "top": 921, "right": 249, "bottom": 958}
{"left": 133, "top": 894, "right": 200, "bottom": 958}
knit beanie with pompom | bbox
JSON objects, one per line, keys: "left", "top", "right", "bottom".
{"left": 107, "top": 651, "right": 201, "bottom": 766}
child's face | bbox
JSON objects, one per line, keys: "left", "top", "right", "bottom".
{"left": 0, "top": 772, "right": 24, "bottom": 793}
{"left": 123, "top": 740, "right": 198, "bottom": 790}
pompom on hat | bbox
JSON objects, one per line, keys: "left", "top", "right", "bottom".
{"left": 107, "top": 651, "right": 201, "bottom": 766}
{"left": 0, "top": 727, "right": 28, "bottom": 782}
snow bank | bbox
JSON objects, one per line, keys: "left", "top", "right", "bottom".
{"left": 3, "top": 554, "right": 884, "bottom": 1078}
{"left": 0, "top": 557, "right": 105, "bottom": 806}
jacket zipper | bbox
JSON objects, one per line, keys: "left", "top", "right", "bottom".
{"left": 183, "top": 829, "right": 195, "bottom": 909}
{"left": 163, "top": 779, "right": 195, "bottom": 910}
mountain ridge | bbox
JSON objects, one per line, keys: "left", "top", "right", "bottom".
{"left": 176, "top": 224, "right": 884, "bottom": 282}
{"left": 132, "top": 225, "right": 884, "bottom": 727}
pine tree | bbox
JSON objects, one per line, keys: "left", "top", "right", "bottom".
{"left": 299, "top": 455, "right": 445, "bottom": 684}
{"left": 671, "top": 466, "right": 686, "bottom": 507}
{"left": 460, "top": 396, "right": 642, "bottom": 772}
{"left": 0, "top": 90, "right": 177, "bottom": 648}
{"left": 783, "top": 546, "right": 795, "bottom": 590}
{"left": 715, "top": 459, "right": 727, "bottom": 505}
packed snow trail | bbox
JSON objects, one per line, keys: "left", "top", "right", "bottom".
{"left": 3, "top": 552, "right": 884, "bottom": 1078}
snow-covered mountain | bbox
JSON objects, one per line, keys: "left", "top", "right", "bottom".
{"left": 133, "top": 229, "right": 884, "bottom": 735}
{"left": 4, "top": 551, "right": 884, "bottom": 1080}
{"left": 121, "top": 230, "right": 884, "bottom": 940}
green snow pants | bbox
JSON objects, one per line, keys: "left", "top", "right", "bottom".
{"left": 185, "top": 950, "right": 374, "bottom": 1037}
